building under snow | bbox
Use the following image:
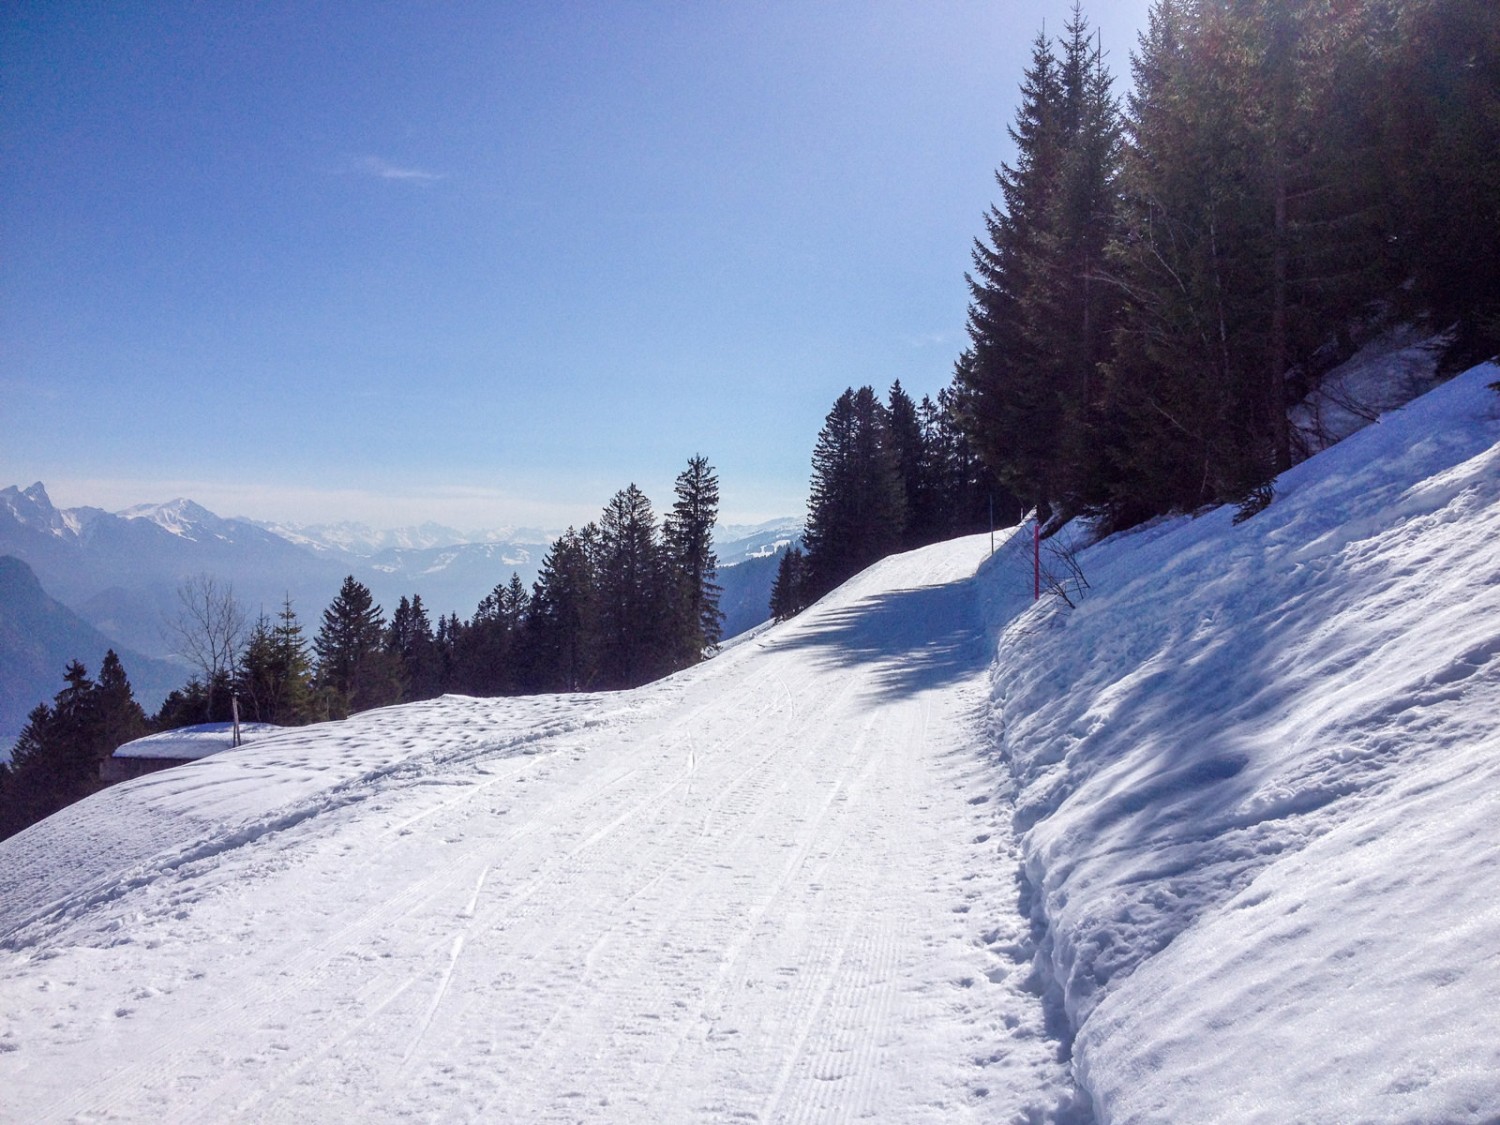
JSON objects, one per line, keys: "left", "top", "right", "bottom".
{"left": 101, "top": 722, "right": 282, "bottom": 783}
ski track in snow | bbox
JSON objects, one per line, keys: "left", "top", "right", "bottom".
{"left": 0, "top": 531, "right": 1084, "bottom": 1122}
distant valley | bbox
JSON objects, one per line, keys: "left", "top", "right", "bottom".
{"left": 0, "top": 482, "right": 799, "bottom": 745}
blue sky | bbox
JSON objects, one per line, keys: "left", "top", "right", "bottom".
{"left": 1, "top": 1, "right": 1150, "bottom": 531}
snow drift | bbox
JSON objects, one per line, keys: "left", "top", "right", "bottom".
{"left": 992, "top": 359, "right": 1500, "bottom": 1122}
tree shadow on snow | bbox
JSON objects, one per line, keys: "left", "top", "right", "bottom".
{"left": 764, "top": 579, "right": 988, "bottom": 698}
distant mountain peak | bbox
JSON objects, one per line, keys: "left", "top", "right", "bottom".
{"left": 2, "top": 481, "right": 68, "bottom": 537}
{"left": 118, "top": 498, "right": 234, "bottom": 541}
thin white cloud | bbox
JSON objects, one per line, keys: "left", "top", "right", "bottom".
{"left": 354, "top": 155, "right": 446, "bottom": 183}
{"left": 904, "top": 331, "right": 950, "bottom": 349}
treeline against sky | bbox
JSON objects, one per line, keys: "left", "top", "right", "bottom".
{"left": 952, "top": 0, "right": 1498, "bottom": 529}
{"left": 771, "top": 381, "right": 1014, "bottom": 619}
{"left": 777, "top": 0, "right": 1497, "bottom": 617}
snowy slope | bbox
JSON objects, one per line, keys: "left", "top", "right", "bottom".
{"left": 990, "top": 361, "right": 1500, "bottom": 1122}
{"left": 0, "top": 530, "right": 1081, "bottom": 1121}
{"left": 1, "top": 362, "right": 1496, "bottom": 1123}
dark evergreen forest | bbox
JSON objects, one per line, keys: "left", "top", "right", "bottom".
{"left": 952, "top": 0, "right": 1498, "bottom": 530}
{"left": 792, "top": 0, "right": 1497, "bottom": 608}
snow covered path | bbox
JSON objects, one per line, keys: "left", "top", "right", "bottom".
{"left": 1, "top": 534, "right": 1083, "bottom": 1122}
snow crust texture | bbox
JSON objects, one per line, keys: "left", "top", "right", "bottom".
{"left": 993, "top": 362, "right": 1500, "bottom": 1123}
{"left": 0, "top": 533, "right": 1083, "bottom": 1122}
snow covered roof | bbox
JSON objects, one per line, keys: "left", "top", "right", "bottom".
{"left": 111, "top": 722, "right": 283, "bottom": 760}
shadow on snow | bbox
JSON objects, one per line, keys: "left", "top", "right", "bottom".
{"left": 764, "top": 578, "right": 988, "bottom": 698}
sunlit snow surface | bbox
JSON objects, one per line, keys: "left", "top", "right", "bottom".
{"left": 2, "top": 363, "right": 1498, "bottom": 1122}
{"left": 0, "top": 531, "right": 1077, "bottom": 1121}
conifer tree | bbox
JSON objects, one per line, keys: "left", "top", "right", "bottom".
{"left": 769, "top": 546, "right": 810, "bottom": 622}
{"left": 1363, "top": 0, "right": 1500, "bottom": 363}
{"left": 1040, "top": 5, "right": 1124, "bottom": 505}
{"left": 803, "top": 386, "right": 906, "bottom": 597}
{"left": 501, "top": 572, "right": 530, "bottom": 625}
{"left": 236, "top": 597, "right": 315, "bottom": 724}
{"left": 886, "top": 382, "right": 931, "bottom": 547}
{"left": 387, "top": 594, "right": 440, "bottom": 702}
{"left": 525, "top": 527, "right": 598, "bottom": 692}
{"left": 433, "top": 612, "right": 462, "bottom": 694}
{"left": 1102, "top": 0, "right": 1370, "bottom": 514}
{"left": 954, "top": 30, "right": 1069, "bottom": 518}
{"left": 314, "top": 577, "right": 398, "bottom": 717}
{"left": 0, "top": 654, "right": 148, "bottom": 840}
{"left": 593, "top": 485, "right": 666, "bottom": 689}
{"left": 95, "top": 649, "right": 149, "bottom": 752}
{"left": 457, "top": 579, "right": 522, "bottom": 695}
{"left": 662, "top": 455, "right": 723, "bottom": 664}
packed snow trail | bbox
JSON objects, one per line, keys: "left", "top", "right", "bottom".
{"left": 0, "top": 533, "right": 1085, "bottom": 1122}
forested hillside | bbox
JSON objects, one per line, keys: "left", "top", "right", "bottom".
{"left": 951, "top": 0, "right": 1497, "bottom": 529}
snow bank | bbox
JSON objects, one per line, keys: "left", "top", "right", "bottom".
{"left": 991, "top": 362, "right": 1500, "bottom": 1122}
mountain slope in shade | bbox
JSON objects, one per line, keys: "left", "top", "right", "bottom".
{"left": 716, "top": 550, "right": 787, "bottom": 640}
{"left": 0, "top": 556, "right": 183, "bottom": 747}
{"left": 0, "top": 484, "right": 354, "bottom": 661}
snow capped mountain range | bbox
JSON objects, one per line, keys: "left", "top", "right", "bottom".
{"left": 0, "top": 482, "right": 106, "bottom": 540}
{"left": 0, "top": 482, "right": 801, "bottom": 722}
{"left": 249, "top": 518, "right": 556, "bottom": 557}
{"left": 117, "top": 498, "right": 245, "bottom": 543}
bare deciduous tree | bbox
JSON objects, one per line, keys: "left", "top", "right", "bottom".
{"left": 168, "top": 573, "right": 246, "bottom": 717}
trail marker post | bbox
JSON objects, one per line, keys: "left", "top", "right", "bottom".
{"left": 1034, "top": 519, "right": 1041, "bottom": 601}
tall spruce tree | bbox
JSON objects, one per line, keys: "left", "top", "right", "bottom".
{"left": 525, "top": 527, "right": 598, "bottom": 692}
{"left": 387, "top": 594, "right": 440, "bottom": 702}
{"left": 1102, "top": 0, "right": 1271, "bottom": 512}
{"left": 886, "top": 382, "right": 931, "bottom": 547}
{"left": 314, "top": 577, "right": 397, "bottom": 717}
{"left": 954, "top": 10, "right": 1121, "bottom": 519}
{"left": 662, "top": 455, "right": 723, "bottom": 664}
{"left": 1042, "top": 5, "right": 1124, "bottom": 506}
{"left": 954, "top": 29, "right": 1068, "bottom": 518}
{"left": 593, "top": 485, "right": 667, "bottom": 689}
{"left": 803, "top": 386, "right": 906, "bottom": 597}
